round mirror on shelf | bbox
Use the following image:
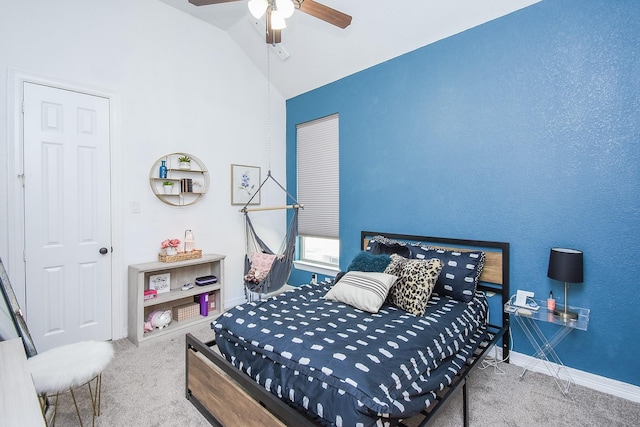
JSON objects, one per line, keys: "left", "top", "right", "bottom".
{"left": 149, "top": 153, "right": 209, "bottom": 206}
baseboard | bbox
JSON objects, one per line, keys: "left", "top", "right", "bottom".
{"left": 507, "top": 351, "right": 640, "bottom": 403}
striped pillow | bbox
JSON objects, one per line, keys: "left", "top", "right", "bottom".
{"left": 324, "top": 271, "right": 397, "bottom": 313}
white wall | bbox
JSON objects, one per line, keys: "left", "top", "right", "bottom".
{"left": 0, "top": 0, "right": 287, "bottom": 338}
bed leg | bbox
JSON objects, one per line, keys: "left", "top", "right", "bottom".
{"left": 462, "top": 380, "right": 469, "bottom": 427}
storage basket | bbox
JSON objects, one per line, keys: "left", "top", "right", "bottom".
{"left": 172, "top": 302, "right": 200, "bottom": 322}
{"left": 158, "top": 249, "right": 202, "bottom": 263}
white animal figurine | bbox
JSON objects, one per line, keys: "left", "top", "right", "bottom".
{"left": 147, "top": 310, "right": 172, "bottom": 330}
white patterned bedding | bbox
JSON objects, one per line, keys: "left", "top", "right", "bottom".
{"left": 212, "top": 283, "right": 488, "bottom": 427}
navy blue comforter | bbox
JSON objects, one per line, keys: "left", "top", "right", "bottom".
{"left": 213, "top": 283, "right": 488, "bottom": 427}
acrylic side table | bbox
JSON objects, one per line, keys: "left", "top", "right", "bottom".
{"left": 504, "top": 299, "right": 589, "bottom": 394}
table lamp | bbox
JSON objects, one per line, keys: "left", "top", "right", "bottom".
{"left": 184, "top": 229, "right": 195, "bottom": 252}
{"left": 547, "top": 247, "right": 583, "bottom": 320}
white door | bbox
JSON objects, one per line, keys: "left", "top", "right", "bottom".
{"left": 23, "top": 82, "right": 112, "bottom": 351}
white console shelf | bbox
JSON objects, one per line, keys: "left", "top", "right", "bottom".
{"left": 128, "top": 253, "right": 225, "bottom": 346}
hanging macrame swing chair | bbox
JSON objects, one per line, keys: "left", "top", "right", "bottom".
{"left": 241, "top": 171, "right": 303, "bottom": 300}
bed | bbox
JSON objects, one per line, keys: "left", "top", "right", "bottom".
{"left": 185, "top": 231, "right": 510, "bottom": 426}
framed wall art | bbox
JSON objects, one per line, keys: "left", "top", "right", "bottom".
{"left": 231, "top": 164, "right": 261, "bottom": 205}
{"left": 149, "top": 273, "right": 171, "bottom": 294}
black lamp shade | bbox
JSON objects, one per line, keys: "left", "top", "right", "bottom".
{"left": 547, "top": 248, "right": 584, "bottom": 283}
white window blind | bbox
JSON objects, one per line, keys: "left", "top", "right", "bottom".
{"left": 297, "top": 114, "right": 339, "bottom": 239}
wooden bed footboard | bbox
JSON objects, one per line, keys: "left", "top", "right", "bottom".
{"left": 186, "top": 334, "right": 315, "bottom": 427}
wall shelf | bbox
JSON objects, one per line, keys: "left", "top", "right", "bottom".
{"left": 150, "top": 152, "right": 209, "bottom": 206}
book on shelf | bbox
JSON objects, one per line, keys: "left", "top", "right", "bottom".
{"left": 180, "top": 178, "right": 193, "bottom": 193}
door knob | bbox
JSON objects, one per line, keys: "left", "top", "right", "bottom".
{"left": 99, "top": 247, "right": 108, "bottom": 255}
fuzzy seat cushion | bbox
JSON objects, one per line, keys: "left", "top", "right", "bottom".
{"left": 27, "top": 341, "right": 114, "bottom": 394}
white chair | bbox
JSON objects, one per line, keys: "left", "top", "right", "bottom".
{"left": 0, "top": 258, "right": 113, "bottom": 426}
{"left": 28, "top": 341, "right": 113, "bottom": 426}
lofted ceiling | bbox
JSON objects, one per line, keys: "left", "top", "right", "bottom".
{"left": 159, "top": 0, "right": 541, "bottom": 99}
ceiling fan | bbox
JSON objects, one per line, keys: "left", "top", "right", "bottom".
{"left": 188, "top": 0, "right": 352, "bottom": 44}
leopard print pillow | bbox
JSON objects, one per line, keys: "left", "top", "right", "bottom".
{"left": 384, "top": 254, "right": 444, "bottom": 316}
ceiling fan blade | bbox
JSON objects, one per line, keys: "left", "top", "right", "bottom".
{"left": 298, "top": 0, "right": 352, "bottom": 29}
{"left": 188, "top": 0, "right": 242, "bottom": 6}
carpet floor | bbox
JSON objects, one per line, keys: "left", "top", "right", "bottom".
{"left": 49, "top": 325, "right": 639, "bottom": 426}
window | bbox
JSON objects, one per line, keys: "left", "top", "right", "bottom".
{"left": 300, "top": 236, "right": 340, "bottom": 266}
{"left": 297, "top": 114, "right": 339, "bottom": 267}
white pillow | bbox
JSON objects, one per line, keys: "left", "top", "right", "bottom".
{"left": 324, "top": 271, "right": 397, "bottom": 313}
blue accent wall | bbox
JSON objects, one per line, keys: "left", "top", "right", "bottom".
{"left": 286, "top": 0, "right": 640, "bottom": 386}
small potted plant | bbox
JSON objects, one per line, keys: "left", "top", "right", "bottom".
{"left": 162, "top": 181, "right": 174, "bottom": 194}
{"left": 178, "top": 155, "right": 191, "bottom": 170}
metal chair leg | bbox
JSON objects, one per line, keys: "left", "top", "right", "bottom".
{"left": 96, "top": 374, "right": 103, "bottom": 417}
{"left": 87, "top": 374, "right": 103, "bottom": 426}
{"left": 69, "top": 387, "right": 85, "bottom": 427}
{"left": 39, "top": 375, "right": 104, "bottom": 427}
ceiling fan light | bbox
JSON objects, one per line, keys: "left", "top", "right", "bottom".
{"left": 271, "top": 10, "right": 287, "bottom": 29}
{"left": 275, "top": 0, "right": 294, "bottom": 18}
{"left": 248, "top": 0, "right": 268, "bottom": 19}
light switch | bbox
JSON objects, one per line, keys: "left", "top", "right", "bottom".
{"left": 130, "top": 201, "right": 140, "bottom": 213}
